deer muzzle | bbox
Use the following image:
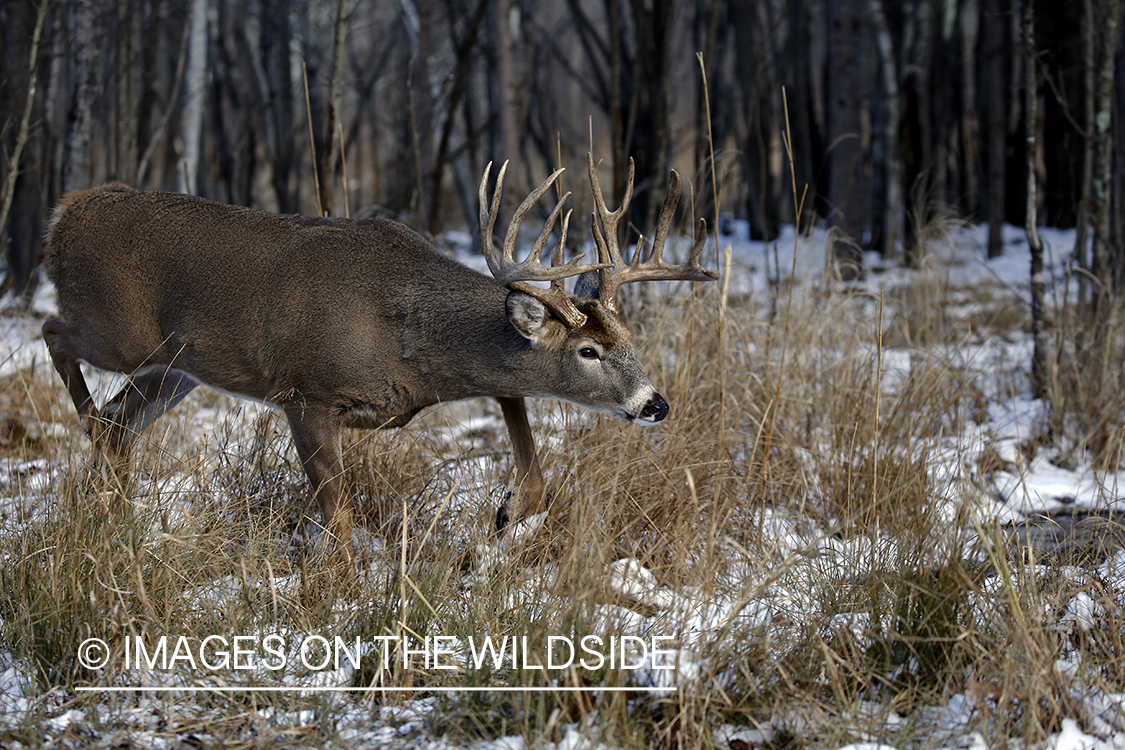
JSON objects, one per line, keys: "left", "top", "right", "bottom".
{"left": 636, "top": 392, "right": 669, "bottom": 424}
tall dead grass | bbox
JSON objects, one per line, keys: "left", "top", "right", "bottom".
{"left": 0, "top": 219, "right": 1124, "bottom": 747}
{"left": 1051, "top": 301, "right": 1125, "bottom": 470}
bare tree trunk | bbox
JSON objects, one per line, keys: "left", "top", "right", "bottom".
{"left": 208, "top": 26, "right": 236, "bottom": 203}
{"left": 114, "top": 0, "right": 141, "bottom": 183}
{"left": 826, "top": 0, "right": 866, "bottom": 279}
{"left": 960, "top": 0, "right": 980, "bottom": 215}
{"left": 1092, "top": 0, "right": 1122, "bottom": 310}
{"left": 137, "top": 9, "right": 192, "bottom": 186}
{"left": 64, "top": 0, "right": 102, "bottom": 191}
{"left": 1117, "top": 30, "right": 1125, "bottom": 278}
{"left": 731, "top": 0, "right": 778, "bottom": 241}
{"left": 0, "top": 0, "right": 49, "bottom": 297}
{"left": 984, "top": 0, "right": 1006, "bottom": 258}
{"left": 869, "top": 0, "right": 901, "bottom": 259}
{"left": 318, "top": 0, "right": 350, "bottom": 216}
{"left": 179, "top": 0, "right": 209, "bottom": 195}
{"left": 783, "top": 0, "right": 818, "bottom": 227}
{"left": 429, "top": 0, "right": 489, "bottom": 231}
{"left": 1024, "top": 0, "right": 1049, "bottom": 401}
{"left": 1074, "top": 0, "right": 1096, "bottom": 314}
{"left": 695, "top": 0, "right": 722, "bottom": 222}
{"left": 607, "top": 0, "right": 626, "bottom": 213}
{"left": 411, "top": 0, "right": 434, "bottom": 229}
{"left": 488, "top": 0, "right": 521, "bottom": 229}
{"left": 628, "top": 0, "right": 674, "bottom": 233}
{"left": 209, "top": 18, "right": 258, "bottom": 207}
{"left": 42, "top": 4, "right": 68, "bottom": 202}
{"left": 262, "top": 0, "right": 296, "bottom": 212}
{"left": 0, "top": 0, "right": 48, "bottom": 236}
{"left": 901, "top": 0, "right": 935, "bottom": 267}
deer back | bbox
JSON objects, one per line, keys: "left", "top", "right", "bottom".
{"left": 46, "top": 185, "right": 514, "bottom": 404}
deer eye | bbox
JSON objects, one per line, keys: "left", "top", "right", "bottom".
{"left": 579, "top": 347, "right": 600, "bottom": 360}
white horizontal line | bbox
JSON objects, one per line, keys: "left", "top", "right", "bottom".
{"left": 77, "top": 685, "right": 676, "bottom": 693}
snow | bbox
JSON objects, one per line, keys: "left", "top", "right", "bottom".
{"left": 2, "top": 220, "right": 1124, "bottom": 748}
{"left": 1048, "top": 719, "right": 1104, "bottom": 750}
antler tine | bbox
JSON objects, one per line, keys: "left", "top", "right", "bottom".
{"left": 686, "top": 217, "right": 715, "bottom": 275}
{"left": 501, "top": 167, "right": 566, "bottom": 268}
{"left": 494, "top": 194, "right": 595, "bottom": 283}
{"left": 478, "top": 162, "right": 613, "bottom": 330}
{"left": 648, "top": 169, "right": 682, "bottom": 267}
{"left": 613, "top": 217, "right": 718, "bottom": 285}
{"left": 508, "top": 208, "right": 587, "bottom": 329}
{"left": 552, "top": 210, "right": 570, "bottom": 270}
{"left": 587, "top": 153, "right": 634, "bottom": 268}
{"left": 586, "top": 166, "right": 718, "bottom": 310}
{"left": 548, "top": 209, "right": 576, "bottom": 294}
{"left": 529, "top": 192, "right": 571, "bottom": 267}
{"left": 480, "top": 164, "right": 600, "bottom": 280}
{"left": 478, "top": 160, "right": 509, "bottom": 278}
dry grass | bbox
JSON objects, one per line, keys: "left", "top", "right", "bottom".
{"left": 0, "top": 227, "right": 1124, "bottom": 748}
{"left": 1050, "top": 302, "right": 1125, "bottom": 468}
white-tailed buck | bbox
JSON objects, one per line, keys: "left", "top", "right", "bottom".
{"left": 42, "top": 154, "right": 717, "bottom": 577}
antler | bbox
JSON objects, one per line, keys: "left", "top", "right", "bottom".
{"left": 586, "top": 153, "right": 719, "bottom": 311}
{"left": 479, "top": 161, "right": 605, "bottom": 329}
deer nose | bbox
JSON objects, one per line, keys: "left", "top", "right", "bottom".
{"left": 640, "top": 393, "right": 669, "bottom": 422}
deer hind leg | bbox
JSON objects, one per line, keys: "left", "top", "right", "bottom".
{"left": 496, "top": 397, "right": 546, "bottom": 531}
{"left": 42, "top": 321, "right": 100, "bottom": 433}
{"left": 44, "top": 321, "right": 198, "bottom": 487}
{"left": 42, "top": 319, "right": 126, "bottom": 487}
{"left": 98, "top": 368, "right": 199, "bottom": 479}
{"left": 284, "top": 403, "right": 356, "bottom": 585}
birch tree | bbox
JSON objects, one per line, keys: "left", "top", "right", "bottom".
{"left": 869, "top": 0, "right": 901, "bottom": 259}
{"left": 1024, "top": 0, "right": 1049, "bottom": 400}
{"left": 179, "top": 0, "right": 209, "bottom": 195}
{"left": 1091, "top": 0, "right": 1122, "bottom": 311}
{"left": 63, "top": 0, "right": 102, "bottom": 191}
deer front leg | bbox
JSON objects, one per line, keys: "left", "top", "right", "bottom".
{"left": 496, "top": 397, "right": 546, "bottom": 530}
{"left": 284, "top": 403, "right": 356, "bottom": 584}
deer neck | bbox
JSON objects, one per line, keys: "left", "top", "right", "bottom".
{"left": 408, "top": 285, "right": 553, "bottom": 402}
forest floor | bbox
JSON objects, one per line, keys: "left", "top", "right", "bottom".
{"left": 0, "top": 218, "right": 1124, "bottom": 749}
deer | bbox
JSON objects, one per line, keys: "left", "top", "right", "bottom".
{"left": 40, "top": 153, "right": 717, "bottom": 580}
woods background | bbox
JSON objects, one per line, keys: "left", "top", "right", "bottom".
{"left": 0, "top": 0, "right": 1122, "bottom": 298}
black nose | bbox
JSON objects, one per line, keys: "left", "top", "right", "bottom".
{"left": 640, "top": 393, "right": 669, "bottom": 421}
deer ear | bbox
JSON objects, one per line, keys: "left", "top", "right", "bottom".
{"left": 506, "top": 291, "right": 552, "bottom": 342}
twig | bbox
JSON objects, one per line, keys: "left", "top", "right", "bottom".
{"left": 339, "top": 121, "right": 349, "bottom": 219}
{"left": 303, "top": 61, "right": 324, "bottom": 217}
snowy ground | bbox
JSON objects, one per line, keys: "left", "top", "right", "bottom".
{"left": 0, "top": 219, "right": 1123, "bottom": 749}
